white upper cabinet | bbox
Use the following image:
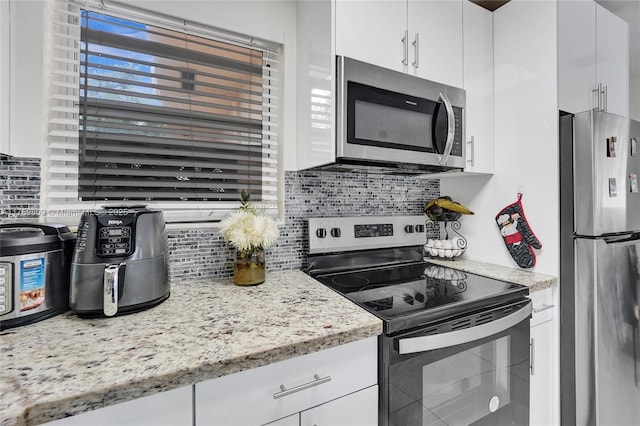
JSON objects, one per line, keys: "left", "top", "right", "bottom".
{"left": 335, "top": 1, "right": 406, "bottom": 73}
{"left": 461, "top": 0, "right": 493, "bottom": 174}
{"left": 558, "top": 0, "right": 629, "bottom": 116}
{"left": 335, "top": 0, "right": 463, "bottom": 87}
{"left": 408, "top": 0, "right": 463, "bottom": 87}
{"left": 595, "top": 4, "right": 629, "bottom": 117}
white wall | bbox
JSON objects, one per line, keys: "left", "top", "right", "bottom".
{"left": 631, "top": 74, "right": 640, "bottom": 121}
{"left": 0, "top": 0, "right": 9, "bottom": 154}
{"left": 2, "top": 0, "right": 299, "bottom": 170}
{"left": 441, "top": 0, "right": 559, "bottom": 278}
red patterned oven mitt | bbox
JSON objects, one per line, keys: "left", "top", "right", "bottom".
{"left": 495, "top": 193, "right": 542, "bottom": 268}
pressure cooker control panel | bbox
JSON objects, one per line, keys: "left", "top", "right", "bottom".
{"left": 0, "top": 262, "right": 12, "bottom": 316}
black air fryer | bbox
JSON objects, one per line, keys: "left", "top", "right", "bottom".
{"left": 69, "top": 205, "right": 170, "bottom": 317}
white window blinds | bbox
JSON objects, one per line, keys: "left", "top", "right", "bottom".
{"left": 42, "top": 0, "right": 281, "bottom": 223}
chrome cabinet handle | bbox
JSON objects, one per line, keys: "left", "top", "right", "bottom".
{"left": 412, "top": 33, "right": 419, "bottom": 69}
{"left": 398, "top": 301, "right": 532, "bottom": 354}
{"left": 437, "top": 92, "right": 455, "bottom": 165}
{"left": 273, "top": 374, "right": 331, "bottom": 399}
{"left": 402, "top": 30, "right": 408, "bottom": 66}
{"left": 602, "top": 84, "right": 607, "bottom": 111}
{"left": 467, "top": 135, "right": 475, "bottom": 167}
{"left": 103, "top": 263, "right": 121, "bottom": 317}
{"left": 530, "top": 338, "right": 536, "bottom": 376}
{"left": 533, "top": 303, "right": 554, "bottom": 313}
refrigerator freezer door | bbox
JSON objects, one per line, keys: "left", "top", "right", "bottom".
{"left": 575, "top": 236, "right": 640, "bottom": 426}
{"left": 573, "top": 111, "right": 640, "bottom": 236}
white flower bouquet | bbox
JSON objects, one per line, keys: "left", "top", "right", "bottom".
{"left": 219, "top": 190, "right": 279, "bottom": 254}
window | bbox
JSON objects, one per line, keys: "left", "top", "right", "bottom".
{"left": 42, "top": 0, "right": 281, "bottom": 223}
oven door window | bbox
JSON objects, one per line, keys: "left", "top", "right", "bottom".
{"left": 385, "top": 320, "right": 530, "bottom": 426}
{"left": 347, "top": 81, "right": 437, "bottom": 153}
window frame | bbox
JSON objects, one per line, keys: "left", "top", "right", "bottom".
{"left": 40, "top": 0, "right": 283, "bottom": 226}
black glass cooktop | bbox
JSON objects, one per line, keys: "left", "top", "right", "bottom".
{"left": 313, "top": 261, "right": 528, "bottom": 334}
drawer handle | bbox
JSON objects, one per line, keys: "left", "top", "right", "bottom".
{"left": 273, "top": 374, "right": 332, "bottom": 399}
{"left": 533, "top": 303, "right": 554, "bottom": 313}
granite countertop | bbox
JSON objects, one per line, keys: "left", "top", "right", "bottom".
{"left": 0, "top": 270, "right": 382, "bottom": 426}
{"left": 425, "top": 258, "right": 558, "bottom": 292}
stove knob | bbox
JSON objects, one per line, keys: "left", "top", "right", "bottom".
{"left": 330, "top": 227, "right": 341, "bottom": 238}
{"left": 316, "top": 228, "right": 327, "bottom": 238}
{"left": 416, "top": 224, "right": 425, "bottom": 233}
{"left": 404, "top": 224, "right": 415, "bottom": 233}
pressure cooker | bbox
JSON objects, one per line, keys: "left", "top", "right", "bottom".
{"left": 0, "top": 223, "right": 76, "bottom": 330}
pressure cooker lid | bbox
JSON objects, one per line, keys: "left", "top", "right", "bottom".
{"left": 0, "top": 223, "right": 75, "bottom": 256}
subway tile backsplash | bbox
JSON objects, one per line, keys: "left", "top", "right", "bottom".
{"left": 1, "top": 157, "right": 439, "bottom": 282}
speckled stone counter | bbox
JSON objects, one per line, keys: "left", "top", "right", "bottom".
{"left": 0, "top": 271, "right": 382, "bottom": 426}
{"left": 425, "top": 258, "right": 557, "bottom": 292}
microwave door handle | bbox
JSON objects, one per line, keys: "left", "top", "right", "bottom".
{"left": 397, "top": 301, "right": 532, "bottom": 354}
{"left": 437, "top": 92, "right": 455, "bottom": 165}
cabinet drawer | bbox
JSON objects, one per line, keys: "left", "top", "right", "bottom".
{"left": 195, "top": 337, "right": 378, "bottom": 426}
{"left": 528, "top": 287, "right": 554, "bottom": 327}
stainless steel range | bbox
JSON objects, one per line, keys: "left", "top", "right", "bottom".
{"left": 306, "top": 215, "right": 532, "bottom": 426}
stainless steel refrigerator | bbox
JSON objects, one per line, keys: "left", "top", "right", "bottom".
{"left": 560, "top": 110, "right": 640, "bottom": 426}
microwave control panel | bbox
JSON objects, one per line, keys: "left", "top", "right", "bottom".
{"left": 451, "top": 106, "right": 463, "bottom": 157}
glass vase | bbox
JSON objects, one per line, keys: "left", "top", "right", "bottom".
{"left": 233, "top": 248, "right": 266, "bottom": 286}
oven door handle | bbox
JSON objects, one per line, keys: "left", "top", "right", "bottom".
{"left": 397, "top": 300, "right": 532, "bottom": 355}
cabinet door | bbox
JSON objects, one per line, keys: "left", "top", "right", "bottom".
{"left": 530, "top": 319, "right": 554, "bottom": 426}
{"left": 408, "top": 0, "right": 463, "bottom": 87}
{"left": 43, "top": 386, "right": 193, "bottom": 426}
{"left": 462, "top": 0, "right": 493, "bottom": 174}
{"left": 596, "top": 4, "right": 629, "bottom": 117}
{"left": 300, "top": 385, "right": 378, "bottom": 426}
{"left": 529, "top": 287, "right": 555, "bottom": 426}
{"left": 335, "top": 0, "right": 406, "bottom": 73}
{"left": 558, "top": 0, "right": 596, "bottom": 114}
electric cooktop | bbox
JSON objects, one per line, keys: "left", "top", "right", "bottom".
{"left": 312, "top": 261, "right": 528, "bottom": 334}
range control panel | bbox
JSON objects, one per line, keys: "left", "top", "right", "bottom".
{"left": 308, "top": 215, "right": 426, "bottom": 254}
{"left": 0, "top": 262, "right": 13, "bottom": 316}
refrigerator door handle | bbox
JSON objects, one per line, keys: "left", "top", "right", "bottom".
{"left": 600, "top": 234, "right": 640, "bottom": 247}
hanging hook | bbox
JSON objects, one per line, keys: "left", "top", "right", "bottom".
{"left": 517, "top": 185, "right": 525, "bottom": 199}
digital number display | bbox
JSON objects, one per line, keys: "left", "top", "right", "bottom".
{"left": 354, "top": 223, "right": 394, "bottom": 238}
{"left": 109, "top": 229, "right": 123, "bottom": 236}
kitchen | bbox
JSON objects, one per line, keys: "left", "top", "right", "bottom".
{"left": 1, "top": 0, "right": 638, "bottom": 425}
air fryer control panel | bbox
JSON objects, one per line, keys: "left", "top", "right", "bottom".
{"left": 74, "top": 211, "right": 141, "bottom": 258}
{"left": 97, "top": 225, "right": 133, "bottom": 257}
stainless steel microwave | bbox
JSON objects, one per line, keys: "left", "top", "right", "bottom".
{"left": 328, "top": 56, "right": 466, "bottom": 174}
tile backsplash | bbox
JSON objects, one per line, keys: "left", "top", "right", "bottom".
{"left": 168, "top": 171, "right": 440, "bottom": 281}
{"left": 0, "top": 155, "right": 42, "bottom": 223}
{"left": 0, "top": 156, "right": 439, "bottom": 282}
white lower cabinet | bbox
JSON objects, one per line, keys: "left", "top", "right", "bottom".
{"left": 43, "top": 385, "right": 193, "bottom": 426}
{"left": 195, "top": 336, "right": 378, "bottom": 426}
{"left": 528, "top": 288, "right": 556, "bottom": 426}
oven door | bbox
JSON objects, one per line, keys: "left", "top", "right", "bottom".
{"left": 380, "top": 299, "right": 532, "bottom": 426}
